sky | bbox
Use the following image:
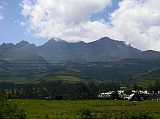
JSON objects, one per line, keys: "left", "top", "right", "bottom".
{"left": 0, "top": 0, "right": 160, "bottom": 51}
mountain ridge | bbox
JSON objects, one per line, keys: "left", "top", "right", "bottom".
{"left": 0, "top": 37, "right": 160, "bottom": 63}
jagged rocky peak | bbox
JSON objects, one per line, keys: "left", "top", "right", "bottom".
{"left": 50, "top": 37, "right": 66, "bottom": 42}
{"left": 92, "top": 37, "right": 117, "bottom": 46}
{"left": 0, "top": 43, "right": 15, "bottom": 49}
{"left": 98, "top": 37, "right": 114, "bottom": 41}
{"left": 98, "top": 37, "right": 125, "bottom": 44}
{"left": 16, "top": 40, "right": 30, "bottom": 46}
{"left": 0, "top": 36, "right": 160, "bottom": 63}
{"left": 1, "top": 42, "right": 14, "bottom": 46}
{"left": 16, "top": 40, "right": 36, "bottom": 48}
{"left": 43, "top": 37, "right": 68, "bottom": 47}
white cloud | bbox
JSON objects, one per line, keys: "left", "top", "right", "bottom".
{"left": 21, "top": 0, "right": 111, "bottom": 42}
{"left": 21, "top": 0, "right": 160, "bottom": 51}
{"left": 107, "top": 0, "right": 160, "bottom": 51}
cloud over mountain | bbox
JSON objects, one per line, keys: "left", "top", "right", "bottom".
{"left": 21, "top": 0, "right": 160, "bottom": 51}
{"left": 21, "top": 0, "right": 111, "bottom": 42}
{"left": 108, "top": 0, "right": 160, "bottom": 51}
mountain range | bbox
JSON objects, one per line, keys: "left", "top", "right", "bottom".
{"left": 1, "top": 37, "right": 160, "bottom": 63}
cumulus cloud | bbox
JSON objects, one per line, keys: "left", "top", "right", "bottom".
{"left": 21, "top": 0, "right": 160, "bottom": 51}
{"left": 21, "top": 0, "right": 111, "bottom": 42}
{"left": 108, "top": 0, "right": 160, "bottom": 51}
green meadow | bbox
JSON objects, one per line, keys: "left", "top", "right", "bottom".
{"left": 13, "top": 99, "right": 160, "bottom": 119}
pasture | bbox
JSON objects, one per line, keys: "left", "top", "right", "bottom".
{"left": 13, "top": 99, "right": 160, "bottom": 119}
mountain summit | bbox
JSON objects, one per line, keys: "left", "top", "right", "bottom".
{"left": 37, "top": 37, "right": 141, "bottom": 62}
{"left": 0, "top": 37, "right": 160, "bottom": 63}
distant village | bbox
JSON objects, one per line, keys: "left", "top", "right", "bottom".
{"left": 44, "top": 86, "right": 160, "bottom": 101}
{"left": 98, "top": 87, "right": 160, "bottom": 101}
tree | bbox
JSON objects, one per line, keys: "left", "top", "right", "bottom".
{"left": 134, "top": 84, "right": 138, "bottom": 91}
{"left": 153, "top": 80, "right": 160, "bottom": 93}
{"left": 0, "top": 92, "right": 26, "bottom": 119}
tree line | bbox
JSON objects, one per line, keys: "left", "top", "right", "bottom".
{"left": 0, "top": 81, "right": 119, "bottom": 100}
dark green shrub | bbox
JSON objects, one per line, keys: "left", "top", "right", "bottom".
{"left": 77, "top": 109, "right": 95, "bottom": 119}
{"left": 0, "top": 94, "right": 26, "bottom": 119}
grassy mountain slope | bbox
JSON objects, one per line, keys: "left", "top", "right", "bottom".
{"left": 131, "top": 67, "right": 160, "bottom": 89}
{"left": 0, "top": 60, "right": 160, "bottom": 84}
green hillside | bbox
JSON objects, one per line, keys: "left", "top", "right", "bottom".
{"left": 0, "top": 60, "right": 160, "bottom": 84}
{"left": 128, "top": 67, "right": 160, "bottom": 89}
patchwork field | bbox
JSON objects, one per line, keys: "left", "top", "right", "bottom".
{"left": 13, "top": 99, "right": 160, "bottom": 119}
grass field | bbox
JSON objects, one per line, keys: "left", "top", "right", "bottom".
{"left": 13, "top": 99, "right": 160, "bottom": 119}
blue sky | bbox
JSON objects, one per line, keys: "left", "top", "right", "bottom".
{"left": 0, "top": 0, "right": 119, "bottom": 45}
{"left": 0, "top": 0, "right": 48, "bottom": 45}
{"left": 0, "top": 0, "right": 160, "bottom": 51}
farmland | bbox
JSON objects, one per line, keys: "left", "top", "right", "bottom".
{"left": 13, "top": 99, "right": 160, "bottom": 119}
